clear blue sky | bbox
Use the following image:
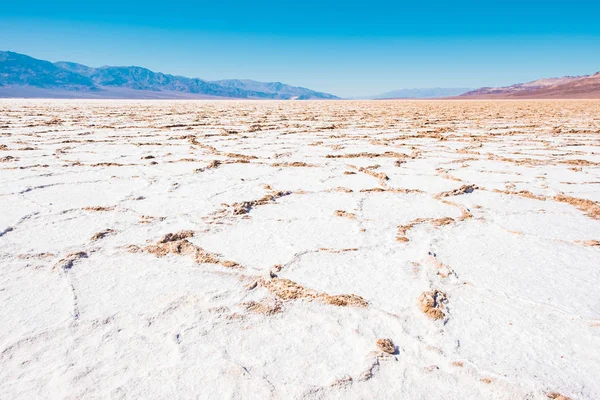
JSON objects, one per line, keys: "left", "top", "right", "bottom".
{"left": 1, "top": 0, "right": 599, "bottom": 97}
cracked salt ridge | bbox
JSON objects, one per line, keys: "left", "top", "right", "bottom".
{"left": 1, "top": 100, "right": 599, "bottom": 399}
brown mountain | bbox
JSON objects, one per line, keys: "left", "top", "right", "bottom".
{"left": 460, "top": 72, "right": 600, "bottom": 99}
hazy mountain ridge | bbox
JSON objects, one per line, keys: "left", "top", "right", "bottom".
{"left": 369, "top": 88, "right": 471, "bottom": 99}
{"left": 0, "top": 52, "right": 96, "bottom": 91}
{"left": 211, "top": 79, "right": 338, "bottom": 100}
{"left": 0, "top": 51, "right": 339, "bottom": 99}
{"left": 461, "top": 72, "right": 600, "bottom": 98}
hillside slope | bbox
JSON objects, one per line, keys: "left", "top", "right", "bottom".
{"left": 461, "top": 73, "right": 600, "bottom": 99}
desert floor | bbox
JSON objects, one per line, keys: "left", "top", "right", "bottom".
{"left": 1, "top": 100, "right": 599, "bottom": 399}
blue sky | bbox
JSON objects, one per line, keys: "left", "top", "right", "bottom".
{"left": 1, "top": 0, "right": 599, "bottom": 97}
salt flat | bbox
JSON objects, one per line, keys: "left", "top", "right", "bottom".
{"left": 0, "top": 99, "right": 599, "bottom": 399}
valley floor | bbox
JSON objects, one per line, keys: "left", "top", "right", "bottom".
{"left": 0, "top": 100, "right": 599, "bottom": 399}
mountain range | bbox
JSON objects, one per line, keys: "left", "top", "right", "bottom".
{"left": 2, "top": 50, "right": 599, "bottom": 100}
{"left": 460, "top": 73, "right": 600, "bottom": 99}
{"left": 0, "top": 51, "right": 339, "bottom": 99}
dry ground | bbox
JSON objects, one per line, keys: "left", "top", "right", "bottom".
{"left": 1, "top": 100, "right": 599, "bottom": 399}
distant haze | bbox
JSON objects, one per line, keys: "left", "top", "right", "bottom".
{"left": 367, "top": 88, "right": 472, "bottom": 99}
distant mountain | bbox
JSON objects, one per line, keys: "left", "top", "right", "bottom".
{"left": 0, "top": 51, "right": 96, "bottom": 91}
{"left": 460, "top": 73, "right": 600, "bottom": 99}
{"left": 211, "top": 79, "right": 338, "bottom": 100}
{"left": 0, "top": 51, "right": 339, "bottom": 99}
{"left": 55, "top": 63, "right": 253, "bottom": 97}
{"left": 369, "top": 88, "right": 471, "bottom": 99}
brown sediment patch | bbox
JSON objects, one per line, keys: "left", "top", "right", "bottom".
{"left": 260, "top": 278, "right": 367, "bottom": 307}
{"left": 326, "top": 187, "right": 354, "bottom": 193}
{"left": 130, "top": 230, "right": 242, "bottom": 268}
{"left": 376, "top": 338, "right": 395, "bottom": 354}
{"left": 330, "top": 376, "right": 353, "bottom": 387}
{"left": 358, "top": 167, "right": 389, "bottom": 181}
{"left": 418, "top": 290, "right": 447, "bottom": 320}
{"left": 553, "top": 194, "right": 600, "bottom": 220}
{"left": 343, "top": 171, "right": 357, "bottom": 175}
{"left": 242, "top": 299, "right": 283, "bottom": 315}
{"left": 273, "top": 152, "right": 292, "bottom": 159}
{"left": 135, "top": 142, "right": 171, "bottom": 147}
{"left": 423, "top": 365, "right": 440, "bottom": 372}
{"left": 319, "top": 124, "right": 339, "bottom": 130}
{"left": 225, "top": 152, "right": 258, "bottom": 160}
{"left": 458, "top": 206, "right": 473, "bottom": 221}
{"left": 270, "top": 264, "right": 283, "bottom": 274}
{"left": 346, "top": 164, "right": 389, "bottom": 182}
{"left": 326, "top": 294, "right": 368, "bottom": 307}
{"left": 578, "top": 240, "right": 600, "bottom": 247}
{"left": 47, "top": 117, "right": 63, "bottom": 125}
{"left": 450, "top": 361, "right": 464, "bottom": 367}
{"left": 229, "top": 159, "right": 251, "bottom": 165}
{"left": 90, "top": 229, "right": 116, "bottom": 241}
{"left": 396, "top": 222, "right": 418, "bottom": 242}
{"left": 431, "top": 217, "right": 456, "bottom": 226}
{"left": 325, "top": 151, "right": 408, "bottom": 159}
{"left": 436, "top": 168, "right": 462, "bottom": 182}
{"left": 55, "top": 146, "right": 72, "bottom": 154}
{"left": 436, "top": 184, "right": 479, "bottom": 198}
{"left": 360, "top": 187, "right": 423, "bottom": 194}
{"left": 360, "top": 188, "right": 386, "bottom": 193}
{"left": 0, "top": 156, "right": 18, "bottom": 162}
{"left": 271, "top": 161, "right": 316, "bottom": 167}
{"left": 319, "top": 247, "right": 359, "bottom": 253}
{"left": 561, "top": 159, "right": 598, "bottom": 166}
{"left": 546, "top": 393, "right": 573, "bottom": 400}
{"left": 480, "top": 378, "right": 494, "bottom": 384}
{"left": 248, "top": 124, "right": 262, "bottom": 132}
{"left": 396, "top": 217, "right": 455, "bottom": 242}
{"left": 425, "top": 344, "right": 443, "bottom": 354}
{"left": 487, "top": 154, "right": 548, "bottom": 167}
{"left": 82, "top": 206, "right": 115, "bottom": 212}
{"left": 494, "top": 189, "right": 546, "bottom": 201}
{"left": 175, "top": 157, "right": 201, "bottom": 163}
{"left": 219, "top": 260, "right": 242, "bottom": 268}
{"left": 450, "top": 157, "right": 480, "bottom": 164}
{"left": 17, "top": 252, "right": 55, "bottom": 260}
{"left": 139, "top": 215, "right": 166, "bottom": 224}
{"left": 426, "top": 254, "right": 455, "bottom": 279}
{"left": 0, "top": 144, "right": 8, "bottom": 150}
{"left": 232, "top": 190, "right": 291, "bottom": 215}
{"left": 158, "top": 230, "right": 194, "bottom": 243}
{"left": 334, "top": 210, "right": 357, "bottom": 219}
{"left": 446, "top": 202, "right": 475, "bottom": 221}
{"left": 54, "top": 251, "right": 88, "bottom": 271}
{"left": 194, "top": 159, "right": 222, "bottom": 172}
{"left": 91, "top": 162, "right": 124, "bottom": 167}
